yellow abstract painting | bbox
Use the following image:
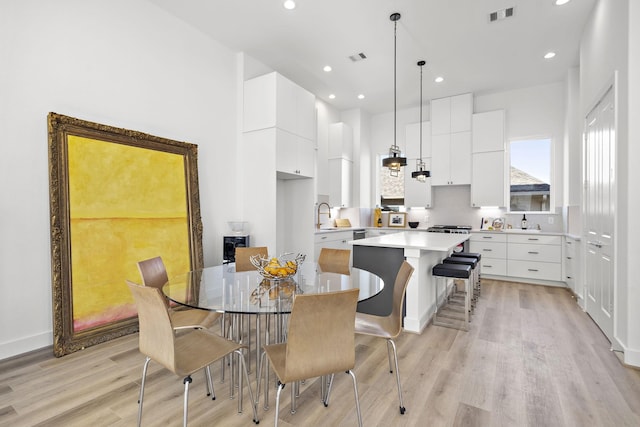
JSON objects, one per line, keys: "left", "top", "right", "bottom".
{"left": 67, "top": 135, "right": 190, "bottom": 331}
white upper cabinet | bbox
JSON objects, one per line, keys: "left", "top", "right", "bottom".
{"left": 275, "top": 129, "right": 315, "bottom": 179}
{"left": 431, "top": 93, "right": 472, "bottom": 135}
{"left": 243, "top": 72, "right": 316, "bottom": 141}
{"left": 430, "top": 93, "right": 472, "bottom": 186}
{"left": 329, "top": 122, "right": 353, "bottom": 161}
{"left": 471, "top": 150, "right": 506, "bottom": 207}
{"left": 471, "top": 110, "right": 506, "bottom": 207}
{"left": 404, "top": 157, "right": 433, "bottom": 208}
{"left": 472, "top": 110, "right": 505, "bottom": 153}
{"left": 450, "top": 93, "right": 473, "bottom": 133}
{"left": 431, "top": 132, "right": 472, "bottom": 186}
{"left": 405, "top": 121, "right": 431, "bottom": 159}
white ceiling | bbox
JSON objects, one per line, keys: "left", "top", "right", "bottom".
{"left": 149, "top": 0, "right": 596, "bottom": 115}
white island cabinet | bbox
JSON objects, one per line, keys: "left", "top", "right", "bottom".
{"left": 350, "top": 231, "right": 469, "bottom": 334}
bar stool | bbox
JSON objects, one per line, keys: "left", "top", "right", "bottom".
{"left": 450, "top": 252, "right": 482, "bottom": 299}
{"left": 432, "top": 263, "right": 472, "bottom": 331}
{"left": 443, "top": 256, "right": 479, "bottom": 311}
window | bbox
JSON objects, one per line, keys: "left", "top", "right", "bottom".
{"left": 509, "top": 138, "right": 552, "bottom": 212}
{"left": 379, "top": 154, "right": 404, "bottom": 207}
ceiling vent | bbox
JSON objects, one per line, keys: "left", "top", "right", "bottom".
{"left": 348, "top": 52, "right": 367, "bottom": 62}
{"left": 489, "top": 7, "right": 514, "bottom": 22}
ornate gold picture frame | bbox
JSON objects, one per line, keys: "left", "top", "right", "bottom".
{"left": 48, "top": 113, "right": 204, "bottom": 357}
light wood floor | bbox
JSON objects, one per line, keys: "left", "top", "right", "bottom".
{"left": 2, "top": 279, "right": 640, "bottom": 427}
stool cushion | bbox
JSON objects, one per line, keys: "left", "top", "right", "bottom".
{"left": 432, "top": 263, "right": 471, "bottom": 279}
{"left": 451, "top": 252, "right": 481, "bottom": 261}
{"left": 443, "top": 256, "right": 478, "bottom": 268}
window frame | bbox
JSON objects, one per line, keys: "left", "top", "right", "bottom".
{"left": 507, "top": 136, "right": 555, "bottom": 213}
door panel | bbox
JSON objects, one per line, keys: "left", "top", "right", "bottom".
{"left": 584, "top": 85, "right": 615, "bottom": 340}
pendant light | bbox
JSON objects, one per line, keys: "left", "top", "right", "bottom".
{"left": 382, "top": 12, "right": 407, "bottom": 177}
{"left": 412, "top": 60, "right": 431, "bottom": 182}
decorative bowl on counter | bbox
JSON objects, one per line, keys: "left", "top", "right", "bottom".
{"left": 250, "top": 252, "right": 306, "bottom": 280}
{"left": 408, "top": 221, "right": 419, "bottom": 228}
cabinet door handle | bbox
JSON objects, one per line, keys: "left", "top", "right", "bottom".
{"left": 528, "top": 251, "right": 539, "bottom": 254}
{"left": 527, "top": 238, "right": 539, "bottom": 241}
{"left": 321, "top": 236, "right": 327, "bottom": 240}
{"left": 483, "top": 249, "right": 493, "bottom": 252}
{"left": 566, "top": 256, "right": 572, "bottom": 260}
{"left": 566, "top": 276, "right": 573, "bottom": 279}
{"left": 528, "top": 268, "right": 539, "bottom": 272}
{"left": 485, "top": 265, "right": 493, "bottom": 268}
{"left": 482, "top": 236, "right": 493, "bottom": 239}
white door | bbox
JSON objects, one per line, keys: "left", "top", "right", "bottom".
{"left": 584, "top": 85, "right": 615, "bottom": 340}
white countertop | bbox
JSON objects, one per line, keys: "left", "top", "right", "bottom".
{"left": 349, "top": 231, "right": 469, "bottom": 252}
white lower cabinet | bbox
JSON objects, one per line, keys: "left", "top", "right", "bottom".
{"left": 313, "top": 230, "right": 353, "bottom": 261}
{"left": 471, "top": 232, "right": 563, "bottom": 283}
{"left": 469, "top": 233, "right": 507, "bottom": 276}
{"left": 563, "top": 236, "right": 582, "bottom": 302}
{"left": 506, "top": 234, "right": 562, "bottom": 282}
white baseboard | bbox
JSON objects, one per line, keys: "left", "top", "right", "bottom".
{"left": 621, "top": 344, "right": 640, "bottom": 368}
{"left": 0, "top": 331, "right": 52, "bottom": 361}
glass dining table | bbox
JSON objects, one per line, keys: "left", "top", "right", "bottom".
{"left": 162, "top": 261, "right": 384, "bottom": 315}
{"left": 162, "top": 261, "right": 384, "bottom": 410}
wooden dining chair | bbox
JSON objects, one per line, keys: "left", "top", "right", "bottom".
{"left": 235, "top": 246, "right": 269, "bottom": 272}
{"left": 353, "top": 261, "right": 414, "bottom": 415}
{"left": 257, "top": 288, "right": 363, "bottom": 427}
{"left": 317, "top": 248, "right": 351, "bottom": 275}
{"left": 136, "top": 256, "right": 220, "bottom": 330}
{"left": 126, "top": 280, "right": 259, "bottom": 427}
{"left": 137, "top": 256, "right": 223, "bottom": 398}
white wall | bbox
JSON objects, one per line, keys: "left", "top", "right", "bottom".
{"left": 580, "top": 0, "right": 640, "bottom": 366}
{"left": 0, "top": 0, "right": 240, "bottom": 359}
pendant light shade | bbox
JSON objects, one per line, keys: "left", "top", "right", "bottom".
{"left": 382, "top": 12, "right": 406, "bottom": 177}
{"left": 412, "top": 60, "right": 431, "bottom": 182}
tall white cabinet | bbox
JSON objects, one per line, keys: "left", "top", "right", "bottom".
{"left": 430, "top": 93, "right": 472, "bottom": 186}
{"left": 471, "top": 110, "right": 506, "bottom": 207}
{"left": 242, "top": 72, "right": 316, "bottom": 256}
{"left": 328, "top": 122, "right": 353, "bottom": 207}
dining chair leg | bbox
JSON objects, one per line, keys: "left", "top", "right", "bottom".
{"left": 182, "top": 375, "right": 192, "bottom": 427}
{"left": 386, "top": 339, "right": 394, "bottom": 373}
{"left": 234, "top": 348, "right": 260, "bottom": 423}
{"left": 137, "top": 357, "right": 151, "bottom": 427}
{"left": 274, "top": 382, "right": 285, "bottom": 427}
{"left": 323, "top": 373, "right": 335, "bottom": 407}
{"left": 347, "top": 370, "right": 363, "bottom": 427}
{"left": 387, "top": 339, "right": 406, "bottom": 414}
{"left": 205, "top": 365, "right": 215, "bottom": 400}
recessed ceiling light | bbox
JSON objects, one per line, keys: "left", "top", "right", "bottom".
{"left": 357, "top": 94, "right": 365, "bottom": 99}
{"left": 544, "top": 51, "right": 556, "bottom": 59}
{"left": 435, "top": 76, "right": 444, "bottom": 83}
{"left": 555, "top": 0, "right": 571, "bottom": 5}
{"left": 329, "top": 94, "right": 336, "bottom": 99}
{"left": 323, "top": 65, "right": 332, "bottom": 72}
{"left": 283, "top": 0, "right": 296, "bottom": 10}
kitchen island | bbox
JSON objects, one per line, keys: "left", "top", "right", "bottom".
{"left": 350, "top": 231, "right": 470, "bottom": 334}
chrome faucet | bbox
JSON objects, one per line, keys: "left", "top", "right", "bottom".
{"left": 316, "top": 202, "right": 332, "bottom": 229}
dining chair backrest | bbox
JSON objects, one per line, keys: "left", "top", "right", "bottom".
{"left": 137, "top": 256, "right": 169, "bottom": 290}
{"left": 388, "top": 261, "right": 414, "bottom": 337}
{"left": 235, "top": 246, "right": 269, "bottom": 272}
{"left": 127, "top": 280, "right": 176, "bottom": 371}
{"left": 317, "top": 248, "right": 351, "bottom": 275}
{"left": 282, "top": 288, "right": 359, "bottom": 383}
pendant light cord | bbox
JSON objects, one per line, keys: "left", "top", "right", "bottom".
{"left": 419, "top": 63, "right": 423, "bottom": 161}
{"left": 393, "top": 17, "right": 398, "bottom": 151}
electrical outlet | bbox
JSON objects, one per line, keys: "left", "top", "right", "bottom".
{"left": 548, "top": 216, "right": 554, "bottom": 224}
